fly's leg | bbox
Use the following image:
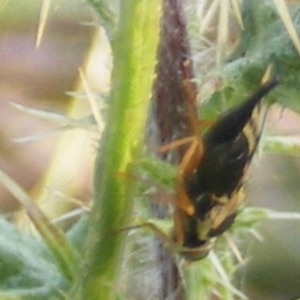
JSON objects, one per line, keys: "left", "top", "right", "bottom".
{"left": 158, "top": 135, "right": 204, "bottom": 216}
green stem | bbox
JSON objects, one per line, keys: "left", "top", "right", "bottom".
{"left": 72, "top": 1, "right": 162, "bottom": 299}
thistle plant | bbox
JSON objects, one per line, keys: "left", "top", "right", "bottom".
{"left": 1, "top": 1, "right": 300, "bottom": 300}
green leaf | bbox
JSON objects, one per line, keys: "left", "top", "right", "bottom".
{"left": 0, "top": 169, "right": 78, "bottom": 281}
{"left": 0, "top": 219, "right": 66, "bottom": 300}
{"left": 202, "top": 0, "right": 300, "bottom": 118}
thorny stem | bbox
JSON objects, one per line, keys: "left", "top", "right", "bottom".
{"left": 147, "top": 0, "right": 199, "bottom": 299}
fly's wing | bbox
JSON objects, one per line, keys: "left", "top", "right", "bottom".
{"left": 198, "top": 98, "right": 267, "bottom": 198}
{"left": 186, "top": 79, "right": 278, "bottom": 228}
{"left": 205, "top": 79, "right": 278, "bottom": 144}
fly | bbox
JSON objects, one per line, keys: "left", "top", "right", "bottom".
{"left": 170, "top": 78, "right": 278, "bottom": 260}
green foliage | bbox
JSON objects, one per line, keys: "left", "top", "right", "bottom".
{"left": 0, "top": 219, "right": 67, "bottom": 300}
{"left": 1, "top": 0, "right": 300, "bottom": 300}
{"left": 137, "top": 155, "right": 177, "bottom": 192}
{"left": 201, "top": 0, "right": 300, "bottom": 120}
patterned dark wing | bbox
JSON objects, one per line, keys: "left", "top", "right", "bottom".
{"left": 180, "top": 79, "right": 278, "bottom": 254}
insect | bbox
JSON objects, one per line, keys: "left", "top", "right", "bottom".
{"left": 127, "top": 78, "right": 278, "bottom": 261}
{"left": 170, "top": 78, "right": 278, "bottom": 260}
